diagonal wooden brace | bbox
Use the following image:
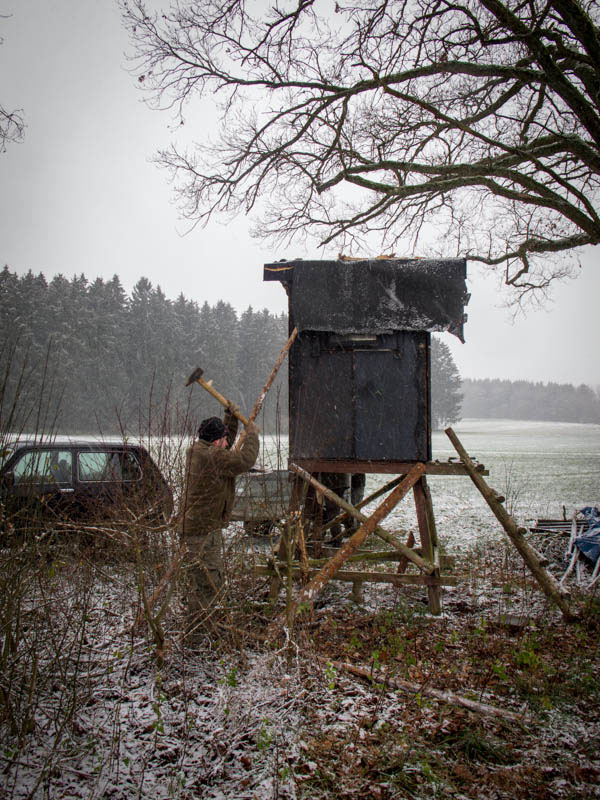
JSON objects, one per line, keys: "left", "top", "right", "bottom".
{"left": 269, "top": 463, "right": 427, "bottom": 634}
{"left": 289, "top": 464, "right": 434, "bottom": 574}
{"left": 445, "top": 426, "right": 576, "bottom": 622}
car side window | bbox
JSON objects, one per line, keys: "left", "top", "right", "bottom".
{"left": 77, "top": 450, "right": 142, "bottom": 482}
{"left": 12, "top": 450, "right": 73, "bottom": 485}
{"left": 78, "top": 451, "right": 119, "bottom": 482}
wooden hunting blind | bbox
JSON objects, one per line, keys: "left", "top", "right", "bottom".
{"left": 259, "top": 263, "right": 567, "bottom": 621}
{"left": 264, "top": 257, "right": 469, "bottom": 473}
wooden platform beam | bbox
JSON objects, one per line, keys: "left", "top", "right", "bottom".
{"left": 255, "top": 565, "right": 457, "bottom": 587}
{"left": 292, "top": 459, "right": 488, "bottom": 476}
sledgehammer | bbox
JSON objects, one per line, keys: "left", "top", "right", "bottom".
{"left": 185, "top": 367, "right": 250, "bottom": 426}
{"left": 185, "top": 327, "right": 298, "bottom": 434}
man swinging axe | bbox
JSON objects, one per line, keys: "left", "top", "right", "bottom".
{"left": 180, "top": 329, "right": 297, "bottom": 626}
{"left": 180, "top": 373, "right": 259, "bottom": 624}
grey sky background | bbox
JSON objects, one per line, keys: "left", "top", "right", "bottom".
{"left": 1, "top": 0, "right": 598, "bottom": 386}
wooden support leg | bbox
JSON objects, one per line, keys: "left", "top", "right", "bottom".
{"left": 308, "top": 483, "right": 325, "bottom": 557}
{"left": 446, "top": 426, "right": 576, "bottom": 621}
{"left": 268, "top": 464, "right": 426, "bottom": 635}
{"left": 413, "top": 476, "right": 442, "bottom": 615}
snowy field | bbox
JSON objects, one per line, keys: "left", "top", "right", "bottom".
{"left": 256, "top": 418, "right": 600, "bottom": 552}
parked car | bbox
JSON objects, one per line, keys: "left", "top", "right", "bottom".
{"left": 0, "top": 438, "right": 173, "bottom": 529}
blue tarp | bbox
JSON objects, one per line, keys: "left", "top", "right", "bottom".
{"left": 575, "top": 506, "right": 600, "bottom": 564}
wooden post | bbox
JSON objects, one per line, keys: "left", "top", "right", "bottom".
{"left": 445, "top": 427, "right": 576, "bottom": 621}
{"left": 397, "top": 532, "right": 415, "bottom": 574}
{"left": 413, "top": 476, "right": 441, "bottom": 615}
{"left": 269, "top": 474, "right": 308, "bottom": 603}
{"left": 289, "top": 464, "right": 434, "bottom": 574}
{"left": 269, "top": 464, "right": 426, "bottom": 633}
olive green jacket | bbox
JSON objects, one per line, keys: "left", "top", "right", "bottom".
{"left": 179, "top": 411, "right": 259, "bottom": 537}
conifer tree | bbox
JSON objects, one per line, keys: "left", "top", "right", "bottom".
{"left": 430, "top": 336, "right": 463, "bottom": 430}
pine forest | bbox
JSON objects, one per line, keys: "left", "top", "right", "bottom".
{"left": 1, "top": 267, "right": 598, "bottom": 436}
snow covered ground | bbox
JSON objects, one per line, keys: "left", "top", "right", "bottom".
{"left": 1, "top": 419, "right": 598, "bottom": 799}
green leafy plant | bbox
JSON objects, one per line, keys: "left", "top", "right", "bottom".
{"left": 324, "top": 661, "right": 337, "bottom": 690}
{"left": 256, "top": 718, "right": 272, "bottom": 751}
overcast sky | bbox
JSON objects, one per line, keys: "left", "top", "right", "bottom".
{"left": 1, "top": 0, "right": 599, "bottom": 386}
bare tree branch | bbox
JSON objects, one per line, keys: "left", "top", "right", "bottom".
{"left": 121, "top": 0, "right": 600, "bottom": 297}
{"left": 0, "top": 22, "right": 24, "bottom": 153}
{"left": 0, "top": 106, "right": 24, "bottom": 153}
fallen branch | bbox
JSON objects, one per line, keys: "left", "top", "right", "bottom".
{"left": 327, "top": 659, "right": 527, "bottom": 724}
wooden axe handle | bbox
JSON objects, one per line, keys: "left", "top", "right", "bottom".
{"left": 193, "top": 375, "right": 250, "bottom": 426}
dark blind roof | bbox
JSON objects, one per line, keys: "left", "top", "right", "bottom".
{"left": 264, "top": 258, "right": 469, "bottom": 341}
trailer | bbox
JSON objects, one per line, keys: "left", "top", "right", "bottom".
{"left": 230, "top": 468, "right": 292, "bottom": 534}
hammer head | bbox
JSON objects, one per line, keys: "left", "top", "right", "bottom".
{"left": 186, "top": 366, "right": 204, "bottom": 386}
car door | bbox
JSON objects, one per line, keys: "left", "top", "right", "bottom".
{"left": 5, "top": 447, "right": 76, "bottom": 520}
{"left": 75, "top": 447, "right": 143, "bottom": 519}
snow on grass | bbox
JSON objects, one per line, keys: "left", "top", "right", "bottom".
{"left": 1, "top": 420, "right": 598, "bottom": 798}
{"left": 1, "top": 565, "right": 304, "bottom": 799}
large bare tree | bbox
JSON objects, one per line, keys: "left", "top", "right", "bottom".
{"left": 121, "top": 0, "right": 600, "bottom": 294}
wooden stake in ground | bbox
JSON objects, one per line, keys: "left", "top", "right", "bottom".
{"left": 269, "top": 463, "right": 426, "bottom": 633}
{"left": 397, "top": 532, "right": 415, "bottom": 574}
{"left": 445, "top": 427, "right": 576, "bottom": 622}
{"left": 413, "top": 475, "right": 442, "bottom": 614}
